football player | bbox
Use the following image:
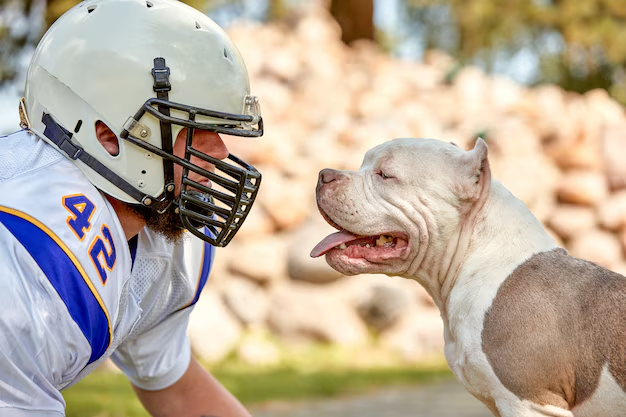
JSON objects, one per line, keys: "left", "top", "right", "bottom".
{"left": 0, "top": 0, "right": 263, "bottom": 415}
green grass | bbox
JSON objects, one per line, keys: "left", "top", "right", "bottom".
{"left": 63, "top": 344, "right": 453, "bottom": 417}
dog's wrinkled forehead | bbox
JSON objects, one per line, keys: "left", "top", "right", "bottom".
{"left": 362, "top": 138, "right": 465, "bottom": 168}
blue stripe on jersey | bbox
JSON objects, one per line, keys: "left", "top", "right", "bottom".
{"left": 192, "top": 240, "right": 215, "bottom": 305}
{"left": 178, "top": 228, "right": 215, "bottom": 311}
{"left": 0, "top": 206, "right": 112, "bottom": 365}
{"left": 128, "top": 235, "right": 138, "bottom": 269}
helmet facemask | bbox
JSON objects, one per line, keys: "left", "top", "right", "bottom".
{"left": 119, "top": 58, "right": 263, "bottom": 247}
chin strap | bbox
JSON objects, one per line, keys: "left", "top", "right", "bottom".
{"left": 41, "top": 112, "right": 149, "bottom": 204}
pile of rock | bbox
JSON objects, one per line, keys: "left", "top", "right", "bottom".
{"left": 186, "top": 6, "right": 626, "bottom": 366}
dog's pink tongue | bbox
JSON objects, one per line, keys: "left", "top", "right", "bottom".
{"left": 310, "top": 230, "right": 360, "bottom": 258}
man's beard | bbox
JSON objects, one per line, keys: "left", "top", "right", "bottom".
{"left": 128, "top": 203, "right": 185, "bottom": 244}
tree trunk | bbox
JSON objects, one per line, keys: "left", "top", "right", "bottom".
{"left": 267, "top": 0, "right": 288, "bottom": 20}
{"left": 330, "top": 0, "right": 375, "bottom": 45}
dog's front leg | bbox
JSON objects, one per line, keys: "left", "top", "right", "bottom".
{"left": 495, "top": 399, "right": 573, "bottom": 417}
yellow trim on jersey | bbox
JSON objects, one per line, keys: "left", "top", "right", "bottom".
{"left": 0, "top": 205, "right": 113, "bottom": 347}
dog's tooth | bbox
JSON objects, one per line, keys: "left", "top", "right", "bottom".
{"left": 375, "top": 235, "right": 396, "bottom": 246}
{"left": 366, "top": 244, "right": 371, "bottom": 248}
{"left": 339, "top": 243, "right": 347, "bottom": 250}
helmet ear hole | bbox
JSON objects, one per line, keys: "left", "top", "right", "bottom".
{"left": 95, "top": 121, "right": 120, "bottom": 157}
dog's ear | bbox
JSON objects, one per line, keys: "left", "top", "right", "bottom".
{"left": 457, "top": 137, "right": 491, "bottom": 202}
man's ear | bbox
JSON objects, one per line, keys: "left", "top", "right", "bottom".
{"left": 95, "top": 121, "right": 119, "bottom": 156}
{"left": 457, "top": 137, "right": 491, "bottom": 202}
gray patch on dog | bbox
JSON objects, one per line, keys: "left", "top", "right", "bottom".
{"left": 482, "top": 248, "right": 626, "bottom": 410}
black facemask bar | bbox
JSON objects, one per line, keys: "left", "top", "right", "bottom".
{"left": 140, "top": 97, "right": 263, "bottom": 138}
{"left": 120, "top": 100, "right": 264, "bottom": 247}
{"left": 179, "top": 125, "right": 261, "bottom": 246}
{"left": 121, "top": 126, "right": 261, "bottom": 247}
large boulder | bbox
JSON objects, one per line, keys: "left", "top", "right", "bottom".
{"left": 188, "top": 292, "right": 243, "bottom": 363}
{"left": 286, "top": 218, "right": 346, "bottom": 283}
{"left": 267, "top": 283, "right": 369, "bottom": 345}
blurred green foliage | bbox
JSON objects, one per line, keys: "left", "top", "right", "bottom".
{"left": 63, "top": 348, "right": 452, "bottom": 417}
{"left": 45, "top": 0, "right": 208, "bottom": 27}
{"left": 0, "top": 0, "right": 37, "bottom": 82}
{"left": 404, "top": 0, "right": 626, "bottom": 103}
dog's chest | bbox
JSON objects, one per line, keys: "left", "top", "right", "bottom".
{"left": 443, "top": 292, "right": 503, "bottom": 402}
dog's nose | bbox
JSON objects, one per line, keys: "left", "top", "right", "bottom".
{"left": 318, "top": 169, "right": 338, "bottom": 186}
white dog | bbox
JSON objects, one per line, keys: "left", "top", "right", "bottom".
{"left": 311, "top": 137, "right": 626, "bottom": 417}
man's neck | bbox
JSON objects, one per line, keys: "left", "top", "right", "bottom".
{"left": 104, "top": 195, "right": 146, "bottom": 241}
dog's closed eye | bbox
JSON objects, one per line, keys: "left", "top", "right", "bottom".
{"left": 377, "top": 169, "right": 393, "bottom": 180}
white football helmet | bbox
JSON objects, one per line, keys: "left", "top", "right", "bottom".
{"left": 22, "top": 0, "right": 263, "bottom": 247}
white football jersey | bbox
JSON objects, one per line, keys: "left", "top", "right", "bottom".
{"left": 0, "top": 130, "right": 215, "bottom": 416}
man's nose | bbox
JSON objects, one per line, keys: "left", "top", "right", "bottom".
{"left": 196, "top": 130, "right": 229, "bottom": 160}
